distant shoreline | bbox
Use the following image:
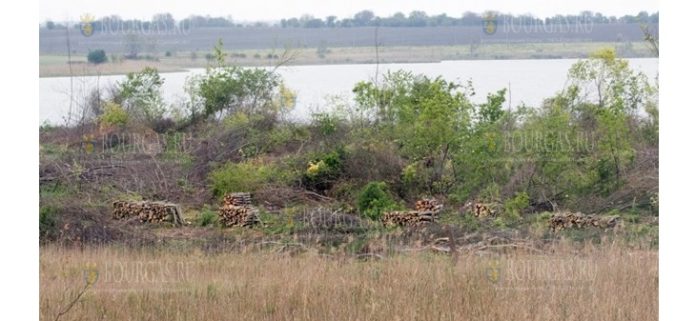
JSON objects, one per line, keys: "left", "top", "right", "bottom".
{"left": 39, "top": 42, "right": 656, "bottom": 78}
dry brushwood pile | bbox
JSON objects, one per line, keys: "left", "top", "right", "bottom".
{"left": 295, "top": 208, "right": 365, "bottom": 232}
{"left": 218, "top": 193, "right": 260, "bottom": 228}
{"left": 548, "top": 212, "right": 620, "bottom": 232}
{"left": 382, "top": 198, "right": 443, "bottom": 227}
{"left": 112, "top": 200, "right": 185, "bottom": 226}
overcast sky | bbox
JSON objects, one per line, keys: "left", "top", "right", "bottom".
{"left": 40, "top": 0, "right": 658, "bottom": 22}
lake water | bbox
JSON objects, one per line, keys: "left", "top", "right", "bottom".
{"left": 39, "top": 58, "right": 658, "bottom": 125}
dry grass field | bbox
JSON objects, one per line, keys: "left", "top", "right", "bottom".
{"left": 40, "top": 242, "right": 657, "bottom": 321}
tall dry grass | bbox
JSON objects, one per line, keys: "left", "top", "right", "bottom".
{"left": 40, "top": 243, "right": 657, "bottom": 321}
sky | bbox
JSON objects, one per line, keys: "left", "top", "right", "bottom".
{"left": 40, "top": 0, "right": 658, "bottom": 22}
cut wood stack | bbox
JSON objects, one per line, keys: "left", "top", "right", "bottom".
{"left": 222, "top": 193, "right": 252, "bottom": 207}
{"left": 382, "top": 210, "right": 439, "bottom": 227}
{"left": 218, "top": 193, "right": 260, "bottom": 227}
{"left": 382, "top": 198, "right": 444, "bottom": 227}
{"left": 465, "top": 201, "right": 497, "bottom": 218}
{"left": 415, "top": 198, "right": 444, "bottom": 213}
{"left": 548, "top": 212, "right": 620, "bottom": 232}
{"left": 112, "top": 200, "right": 184, "bottom": 226}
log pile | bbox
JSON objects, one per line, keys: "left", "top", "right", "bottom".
{"left": 222, "top": 193, "right": 252, "bottom": 207}
{"left": 382, "top": 210, "right": 439, "bottom": 227}
{"left": 465, "top": 201, "right": 497, "bottom": 218}
{"left": 382, "top": 198, "right": 444, "bottom": 227}
{"left": 218, "top": 193, "right": 260, "bottom": 228}
{"left": 112, "top": 200, "right": 184, "bottom": 226}
{"left": 415, "top": 198, "right": 444, "bottom": 213}
{"left": 549, "top": 212, "right": 620, "bottom": 232}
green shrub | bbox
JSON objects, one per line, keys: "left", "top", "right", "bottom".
{"left": 197, "top": 207, "right": 218, "bottom": 227}
{"left": 39, "top": 206, "right": 58, "bottom": 241}
{"left": 357, "top": 181, "right": 396, "bottom": 220}
{"left": 311, "top": 112, "right": 341, "bottom": 136}
{"left": 503, "top": 191, "right": 529, "bottom": 221}
{"left": 99, "top": 102, "right": 129, "bottom": 127}
{"left": 87, "top": 49, "right": 107, "bottom": 64}
{"left": 118, "top": 67, "right": 166, "bottom": 125}
{"left": 259, "top": 209, "right": 298, "bottom": 234}
{"left": 303, "top": 149, "right": 345, "bottom": 191}
{"left": 210, "top": 160, "right": 291, "bottom": 197}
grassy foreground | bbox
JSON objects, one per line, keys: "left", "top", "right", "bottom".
{"left": 40, "top": 243, "right": 657, "bottom": 321}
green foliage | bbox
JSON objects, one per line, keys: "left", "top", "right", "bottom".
{"left": 303, "top": 149, "right": 345, "bottom": 191}
{"left": 197, "top": 207, "right": 218, "bottom": 227}
{"left": 258, "top": 209, "right": 299, "bottom": 235}
{"left": 212, "top": 38, "right": 227, "bottom": 66}
{"left": 311, "top": 112, "right": 341, "bottom": 137}
{"left": 357, "top": 181, "right": 396, "bottom": 220}
{"left": 454, "top": 89, "right": 510, "bottom": 197}
{"left": 40, "top": 206, "right": 58, "bottom": 241}
{"left": 353, "top": 71, "right": 473, "bottom": 193}
{"left": 87, "top": 49, "right": 107, "bottom": 64}
{"left": 209, "top": 160, "right": 287, "bottom": 197}
{"left": 119, "top": 67, "right": 166, "bottom": 124}
{"left": 99, "top": 102, "right": 129, "bottom": 127}
{"left": 503, "top": 192, "right": 529, "bottom": 221}
{"left": 185, "top": 43, "right": 291, "bottom": 123}
{"left": 195, "top": 66, "right": 281, "bottom": 118}
{"left": 566, "top": 48, "right": 655, "bottom": 193}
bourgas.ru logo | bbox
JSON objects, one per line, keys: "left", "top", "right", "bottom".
{"left": 482, "top": 12, "right": 498, "bottom": 35}
{"left": 80, "top": 13, "right": 95, "bottom": 37}
{"left": 94, "top": 16, "right": 193, "bottom": 36}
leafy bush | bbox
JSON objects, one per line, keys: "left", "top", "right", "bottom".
{"left": 503, "top": 192, "right": 529, "bottom": 221}
{"left": 195, "top": 65, "right": 280, "bottom": 118}
{"left": 87, "top": 49, "right": 107, "bottom": 64}
{"left": 353, "top": 71, "right": 473, "bottom": 193}
{"left": 118, "top": 67, "right": 166, "bottom": 124}
{"left": 99, "top": 102, "right": 129, "bottom": 127}
{"left": 210, "top": 160, "right": 295, "bottom": 197}
{"left": 312, "top": 112, "right": 341, "bottom": 136}
{"left": 357, "top": 181, "right": 396, "bottom": 220}
{"left": 197, "top": 207, "right": 218, "bottom": 227}
{"left": 303, "top": 149, "right": 345, "bottom": 192}
{"left": 39, "top": 206, "right": 58, "bottom": 242}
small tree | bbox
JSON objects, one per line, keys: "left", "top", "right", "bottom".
{"left": 567, "top": 48, "right": 653, "bottom": 191}
{"left": 186, "top": 40, "right": 289, "bottom": 122}
{"left": 118, "top": 67, "right": 166, "bottom": 124}
{"left": 353, "top": 71, "right": 473, "bottom": 194}
{"left": 87, "top": 49, "right": 107, "bottom": 64}
{"left": 357, "top": 181, "right": 396, "bottom": 220}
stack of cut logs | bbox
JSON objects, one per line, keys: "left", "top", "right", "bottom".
{"left": 415, "top": 198, "right": 444, "bottom": 213}
{"left": 218, "top": 193, "right": 260, "bottom": 228}
{"left": 468, "top": 201, "right": 497, "bottom": 218}
{"left": 112, "top": 200, "right": 184, "bottom": 226}
{"left": 549, "top": 212, "right": 620, "bottom": 232}
{"left": 382, "top": 198, "right": 443, "bottom": 227}
{"left": 222, "top": 192, "right": 252, "bottom": 207}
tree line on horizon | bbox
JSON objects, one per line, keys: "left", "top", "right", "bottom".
{"left": 42, "top": 10, "right": 658, "bottom": 31}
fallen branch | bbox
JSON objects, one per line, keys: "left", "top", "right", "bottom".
{"left": 303, "top": 191, "right": 334, "bottom": 202}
